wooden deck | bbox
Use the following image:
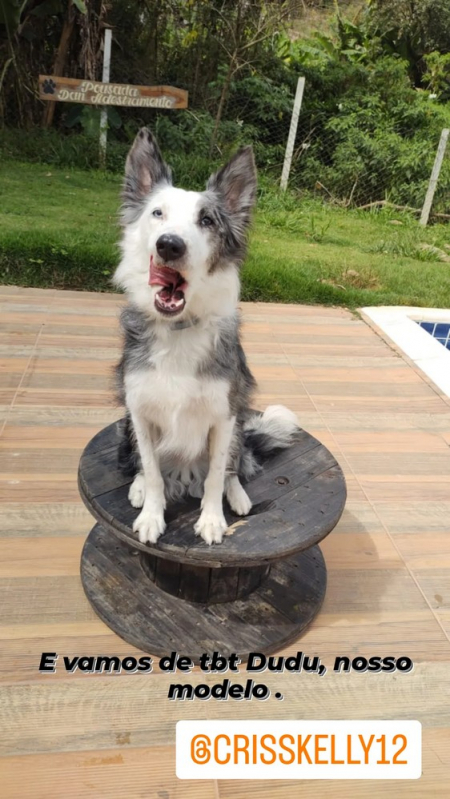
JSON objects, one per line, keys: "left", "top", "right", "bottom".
{"left": 1, "top": 285, "right": 450, "bottom": 797}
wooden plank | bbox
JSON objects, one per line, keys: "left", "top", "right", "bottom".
{"left": 393, "top": 533, "right": 450, "bottom": 569}
{"left": 320, "top": 531, "right": 402, "bottom": 569}
{"left": 0, "top": 503, "right": 92, "bottom": 538}
{"left": 0, "top": 478, "right": 81, "bottom": 503}
{"left": 39, "top": 75, "right": 188, "bottom": 109}
{"left": 0, "top": 425, "right": 102, "bottom": 450}
{"left": 0, "top": 448, "right": 83, "bottom": 474}
{"left": 0, "top": 663, "right": 449, "bottom": 756}
{"left": 4, "top": 406, "right": 122, "bottom": 427}
{"left": 13, "top": 388, "right": 113, "bottom": 408}
{"left": 333, "top": 430, "right": 450, "bottom": 453}
{"left": 153, "top": 556, "right": 181, "bottom": 596}
{"left": 177, "top": 563, "right": 211, "bottom": 603}
{"left": 0, "top": 536, "right": 84, "bottom": 577}
{"left": 209, "top": 565, "right": 240, "bottom": 603}
{"left": 0, "top": 746, "right": 216, "bottom": 799}
{"left": 293, "top": 366, "right": 421, "bottom": 384}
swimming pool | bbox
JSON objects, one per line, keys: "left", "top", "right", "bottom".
{"left": 361, "top": 306, "right": 450, "bottom": 399}
{"left": 417, "top": 320, "right": 450, "bottom": 350}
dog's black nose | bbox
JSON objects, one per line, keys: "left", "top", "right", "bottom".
{"left": 156, "top": 234, "right": 186, "bottom": 262}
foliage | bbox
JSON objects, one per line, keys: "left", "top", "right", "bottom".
{"left": 2, "top": 0, "right": 450, "bottom": 217}
{"left": 423, "top": 51, "right": 450, "bottom": 100}
{"left": 0, "top": 0, "right": 96, "bottom": 127}
{"left": 276, "top": 24, "right": 450, "bottom": 210}
{"left": 366, "top": 0, "right": 450, "bottom": 84}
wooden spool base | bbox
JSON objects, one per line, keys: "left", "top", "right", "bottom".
{"left": 81, "top": 523, "right": 326, "bottom": 663}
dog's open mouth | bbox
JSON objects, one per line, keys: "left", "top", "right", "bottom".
{"left": 149, "top": 257, "right": 188, "bottom": 316}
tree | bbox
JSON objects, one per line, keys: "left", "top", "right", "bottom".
{"left": 208, "top": 0, "right": 288, "bottom": 154}
{"left": 367, "top": 0, "right": 450, "bottom": 84}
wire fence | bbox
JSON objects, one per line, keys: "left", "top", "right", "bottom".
{"left": 212, "top": 85, "right": 450, "bottom": 222}
{"left": 127, "top": 76, "right": 449, "bottom": 223}
{"left": 287, "top": 118, "right": 450, "bottom": 218}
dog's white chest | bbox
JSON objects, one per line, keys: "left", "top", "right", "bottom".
{"left": 125, "top": 330, "right": 229, "bottom": 461}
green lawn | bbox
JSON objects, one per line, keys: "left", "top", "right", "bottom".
{"left": 1, "top": 160, "right": 450, "bottom": 308}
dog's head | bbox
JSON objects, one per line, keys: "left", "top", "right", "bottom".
{"left": 114, "top": 128, "right": 257, "bottom": 322}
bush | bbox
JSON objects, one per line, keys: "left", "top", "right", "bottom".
{"left": 0, "top": 114, "right": 253, "bottom": 188}
{"left": 0, "top": 234, "right": 115, "bottom": 292}
{"left": 0, "top": 127, "right": 129, "bottom": 172}
{"left": 284, "top": 52, "right": 450, "bottom": 212}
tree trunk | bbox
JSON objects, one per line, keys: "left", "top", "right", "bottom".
{"left": 42, "top": 2, "right": 76, "bottom": 128}
{"left": 192, "top": 38, "right": 203, "bottom": 105}
{"left": 209, "top": 54, "right": 235, "bottom": 156}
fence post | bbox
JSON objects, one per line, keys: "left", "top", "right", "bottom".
{"left": 99, "top": 28, "right": 112, "bottom": 168}
{"left": 280, "top": 76, "right": 305, "bottom": 192}
{"left": 420, "top": 128, "right": 449, "bottom": 226}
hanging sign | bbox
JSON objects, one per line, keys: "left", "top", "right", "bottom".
{"left": 39, "top": 76, "right": 188, "bottom": 109}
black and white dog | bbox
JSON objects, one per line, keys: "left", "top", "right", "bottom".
{"left": 114, "top": 128, "right": 300, "bottom": 546}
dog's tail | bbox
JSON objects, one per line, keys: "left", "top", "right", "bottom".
{"left": 239, "top": 405, "right": 301, "bottom": 481}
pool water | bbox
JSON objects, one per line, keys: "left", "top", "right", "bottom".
{"left": 417, "top": 321, "right": 450, "bottom": 350}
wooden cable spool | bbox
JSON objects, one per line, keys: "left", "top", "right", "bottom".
{"left": 78, "top": 418, "right": 346, "bottom": 663}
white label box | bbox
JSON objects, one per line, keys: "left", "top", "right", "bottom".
{"left": 176, "top": 719, "right": 422, "bottom": 780}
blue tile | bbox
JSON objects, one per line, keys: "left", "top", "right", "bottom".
{"left": 435, "top": 323, "right": 450, "bottom": 338}
{"left": 436, "top": 338, "right": 446, "bottom": 346}
{"left": 419, "top": 321, "right": 434, "bottom": 333}
{"left": 446, "top": 341, "right": 450, "bottom": 350}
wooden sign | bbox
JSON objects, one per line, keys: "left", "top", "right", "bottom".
{"left": 39, "top": 76, "right": 188, "bottom": 109}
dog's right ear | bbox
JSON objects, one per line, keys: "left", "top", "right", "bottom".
{"left": 122, "top": 128, "right": 172, "bottom": 214}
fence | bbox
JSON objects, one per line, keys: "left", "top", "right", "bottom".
{"left": 277, "top": 92, "right": 450, "bottom": 224}
{"left": 122, "top": 74, "right": 450, "bottom": 225}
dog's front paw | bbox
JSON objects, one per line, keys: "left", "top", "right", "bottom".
{"left": 133, "top": 505, "right": 165, "bottom": 544}
{"left": 227, "top": 481, "right": 252, "bottom": 516}
{"left": 194, "top": 510, "right": 227, "bottom": 545}
{"left": 128, "top": 473, "right": 145, "bottom": 508}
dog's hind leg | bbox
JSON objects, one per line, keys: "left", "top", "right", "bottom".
{"left": 225, "top": 473, "right": 252, "bottom": 517}
{"left": 129, "top": 413, "right": 166, "bottom": 544}
{"left": 224, "top": 424, "right": 252, "bottom": 516}
{"left": 128, "top": 472, "right": 145, "bottom": 508}
{"left": 194, "top": 416, "right": 236, "bottom": 545}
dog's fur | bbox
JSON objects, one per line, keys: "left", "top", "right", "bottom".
{"left": 114, "top": 128, "right": 300, "bottom": 545}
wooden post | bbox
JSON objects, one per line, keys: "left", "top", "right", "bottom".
{"left": 280, "top": 76, "right": 305, "bottom": 192}
{"left": 420, "top": 128, "right": 449, "bottom": 226}
{"left": 99, "top": 28, "right": 112, "bottom": 168}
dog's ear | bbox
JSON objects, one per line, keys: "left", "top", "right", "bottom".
{"left": 207, "top": 146, "right": 257, "bottom": 225}
{"left": 122, "top": 128, "right": 172, "bottom": 212}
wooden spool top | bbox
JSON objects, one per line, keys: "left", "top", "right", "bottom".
{"left": 78, "top": 419, "right": 346, "bottom": 569}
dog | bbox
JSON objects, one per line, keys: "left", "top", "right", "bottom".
{"left": 114, "top": 127, "right": 300, "bottom": 545}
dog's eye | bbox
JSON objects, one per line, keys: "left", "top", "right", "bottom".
{"left": 152, "top": 209, "right": 163, "bottom": 218}
{"left": 200, "top": 215, "right": 214, "bottom": 228}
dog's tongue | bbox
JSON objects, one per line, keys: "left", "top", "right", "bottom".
{"left": 149, "top": 258, "right": 182, "bottom": 292}
{"left": 149, "top": 256, "right": 187, "bottom": 316}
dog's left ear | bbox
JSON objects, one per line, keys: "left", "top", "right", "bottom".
{"left": 122, "top": 128, "right": 172, "bottom": 215}
{"left": 207, "top": 146, "right": 257, "bottom": 225}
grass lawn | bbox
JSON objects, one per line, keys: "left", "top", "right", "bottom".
{"left": 2, "top": 159, "right": 450, "bottom": 308}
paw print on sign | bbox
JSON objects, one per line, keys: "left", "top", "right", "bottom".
{"left": 43, "top": 78, "right": 56, "bottom": 95}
